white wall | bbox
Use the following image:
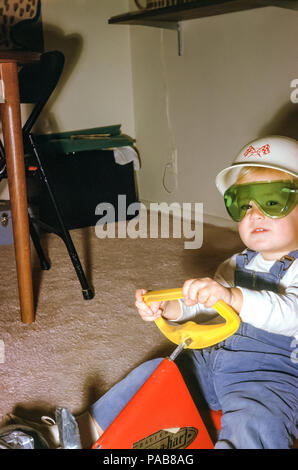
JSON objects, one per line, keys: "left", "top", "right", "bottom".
{"left": 129, "top": 4, "right": 298, "bottom": 227}
{"left": 40, "top": 0, "right": 135, "bottom": 135}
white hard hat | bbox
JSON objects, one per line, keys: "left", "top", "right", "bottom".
{"left": 216, "top": 135, "right": 298, "bottom": 195}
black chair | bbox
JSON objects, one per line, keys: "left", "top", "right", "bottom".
{"left": 0, "top": 50, "right": 94, "bottom": 300}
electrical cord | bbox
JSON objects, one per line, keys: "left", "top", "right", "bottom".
{"left": 160, "top": 29, "right": 178, "bottom": 194}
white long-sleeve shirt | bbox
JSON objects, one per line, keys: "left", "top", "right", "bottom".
{"left": 176, "top": 251, "right": 298, "bottom": 340}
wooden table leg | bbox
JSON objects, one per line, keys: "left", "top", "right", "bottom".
{"left": 0, "top": 62, "right": 34, "bottom": 324}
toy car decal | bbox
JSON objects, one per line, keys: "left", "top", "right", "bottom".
{"left": 132, "top": 426, "right": 198, "bottom": 449}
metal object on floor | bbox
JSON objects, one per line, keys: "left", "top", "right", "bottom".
{"left": 55, "top": 407, "right": 81, "bottom": 449}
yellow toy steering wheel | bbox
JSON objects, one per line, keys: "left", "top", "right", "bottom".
{"left": 143, "top": 288, "right": 240, "bottom": 349}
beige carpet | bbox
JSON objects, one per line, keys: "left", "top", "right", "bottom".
{"left": 0, "top": 221, "right": 244, "bottom": 427}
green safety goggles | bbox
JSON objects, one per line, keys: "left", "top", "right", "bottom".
{"left": 224, "top": 180, "right": 298, "bottom": 222}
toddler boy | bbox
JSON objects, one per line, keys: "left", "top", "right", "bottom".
{"left": 92, "top": 135, "right": 298, "bottom": 449}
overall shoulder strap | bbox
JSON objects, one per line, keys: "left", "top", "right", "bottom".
{"left": 235, "top": 249, "right": 258, "bottom": 269}
{"left": 269, "top": 250, "right": 298, "bottom": 280}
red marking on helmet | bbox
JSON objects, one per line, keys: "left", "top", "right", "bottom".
{"left": 243, "top": 144, "right": 270, "bottom": 158}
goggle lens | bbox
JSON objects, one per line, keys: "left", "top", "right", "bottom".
{"left": 224, "top": 180, "right": 298, "bottom": 222}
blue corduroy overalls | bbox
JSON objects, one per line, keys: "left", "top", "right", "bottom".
{"left": 91, "top": 250, "right": 298, "bottom": 448}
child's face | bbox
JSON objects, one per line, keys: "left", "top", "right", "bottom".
{"left": 237, "top": 169, "right": 298, "bottom": 260}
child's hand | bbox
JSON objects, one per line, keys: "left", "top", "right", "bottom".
{"left": 182, "top": 277, "right": 233, "bottom": 309}
{"left": 135, "top": 289, "right": 167, "bottom": 322}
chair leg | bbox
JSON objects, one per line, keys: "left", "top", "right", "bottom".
{"left": 59, "top": 232, "right": 94, "bottom": 300}
{"left": 29, "top": 215, "right": 51, "bottom": 270}
{"left": 28, "top": 134, "right": 94, "bottom": 300}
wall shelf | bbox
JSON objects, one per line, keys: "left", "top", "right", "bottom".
{"left": 108, "top": 1, "right": 298, "bottom": 55}
{"left": 108, "top": 1, "right": 298, "bottom": 27}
